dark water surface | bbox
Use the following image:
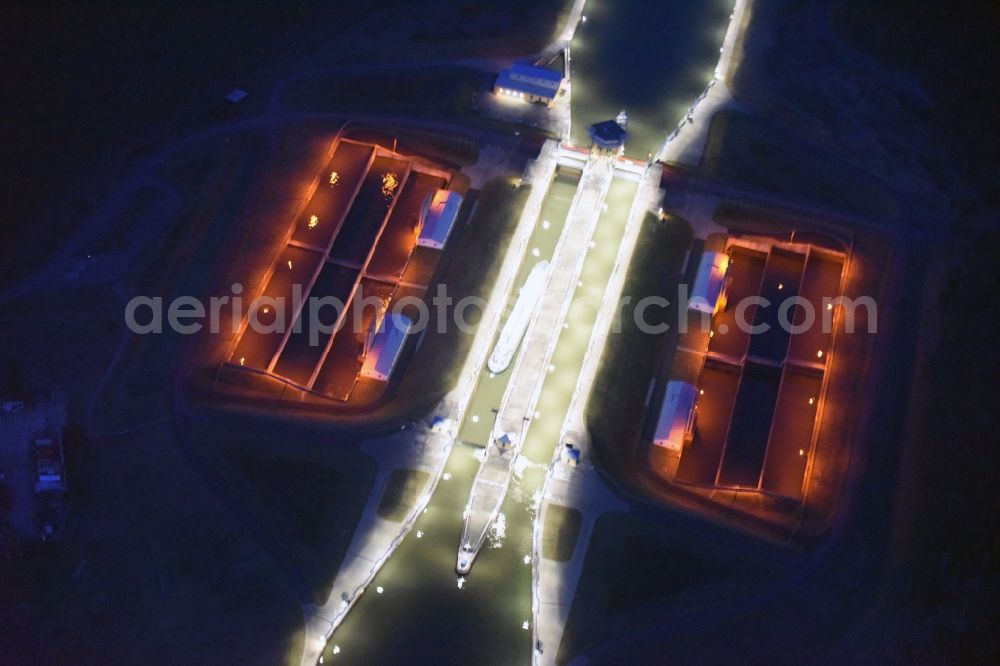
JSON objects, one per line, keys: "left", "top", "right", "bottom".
{"left": 569, "top": 0, "right": 732, "bottom": 157}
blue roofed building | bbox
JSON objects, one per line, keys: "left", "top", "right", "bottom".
{"left": 588, "top": 114, "right": 628, "bottom": 155}
{"left": 360, "top": 312, "right": 412, "bottom": 382}
{"left": 494, "top": 63, "right": 565, "bottom": 107}
{"left": 652, "top": 381, "right": 697, "bottom": 453}
{"left": 688, "top": 251, "right": 730, "bottom": 315}
{"left": 418, "top": 189, "right": 463, "bottom": 250}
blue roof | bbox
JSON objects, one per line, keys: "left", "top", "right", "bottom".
{"left": 495, "top": 71, "right": 556, "bottom": 99}
{"left": 418, "top": 190, "right": 462, "bottom": 249}
{"left": 588, "top": 120, "right": 627, "bottom": 147}
{"left": 689, "top": 252, "right": 728, "bottom": 313}
{"left": 495, "top": 63, "right": 563, "bottom": 100}
{"left": 361, "top": 313, "right": 411, "bottom": 381}
{"left": 509, "top": 63, "right": 563, "bottom": 84}
{"left": 653, "top": 381, "right": 697, "bottom": 450}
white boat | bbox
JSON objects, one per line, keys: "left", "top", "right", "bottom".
{"left": 487, "top": 260, "right": 550, "bottom": 374}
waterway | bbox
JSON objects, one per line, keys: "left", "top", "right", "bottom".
{"left": 321, "top": 443, "right": 539, "bottom": 665}
{"left": 319, "top": 1, "right": 733, "bottom": 662}
{"left": 457, "top": 169, "right": 580, "bottom": 447}
{"left": 569, "top": 0, "right": 733, "bottom": 158}
{"left": 520, "top": 177, "right": 638, "bottom": 465}
{"left": 322, "top": 174, "right": 636, "bottom": 665}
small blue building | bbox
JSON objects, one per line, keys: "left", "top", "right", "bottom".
{"left": 494, "top": 63, "right": 565, "bottom": 107}
{"left": 360, "top": 312, "right": 412, "bottom": 382}
{"left": 588, "top": 117, "right": 628, "bottom": 155}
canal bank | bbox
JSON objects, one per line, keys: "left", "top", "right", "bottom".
{"left": 458, "top": 157, "right": 615, "bottom": 574}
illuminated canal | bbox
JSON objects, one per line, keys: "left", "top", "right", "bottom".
{"left": 321, "top": 443, "right": 538, "bottom": 664}
{"left": 457, "top": 169, "right": 580, "bottom": 447}
{"left": 319, "top": 1, "right": 733, "bottom": 662}
{"left": 520, "top": 177, "right": 637, "bottom": 465}
{"left": 321, "top": 174, "right": 636, "bottom": 665}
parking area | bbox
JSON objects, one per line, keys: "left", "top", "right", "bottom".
{"left": 230, "top": 245, "right": 325, "bottom": 371}
{"left": 761, "top": 367, "right": 823, "bottom": 498}
{"left": 368, "top": 172, "right": 446, "bottom": 278}
{"left": 788, "top": 252, "right": 843, "bottom": 365}
{"left": 289, "top": 140, "right": 373, "bottom": 249}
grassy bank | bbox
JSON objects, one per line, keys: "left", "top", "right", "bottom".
{"left": 190, "top": 420, "right": 377, "bottom": 604}
{"left": 585, "top": 214, "right": 693, "bottom": 484}
{"left": 557, "top": 510, "right": 780, "bottom": 662}
{"left": 541, "top": 504, "right": 583, "bottom": 562}
{"left": 700, "top": 111, "right": 897, "bottom": 220}
{"left": 377, "top": 469, "right": 431, "bottom": 522}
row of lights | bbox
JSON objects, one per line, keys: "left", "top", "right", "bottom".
{"left": 498, "top": 87, "right": 526, "bottom": 99}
